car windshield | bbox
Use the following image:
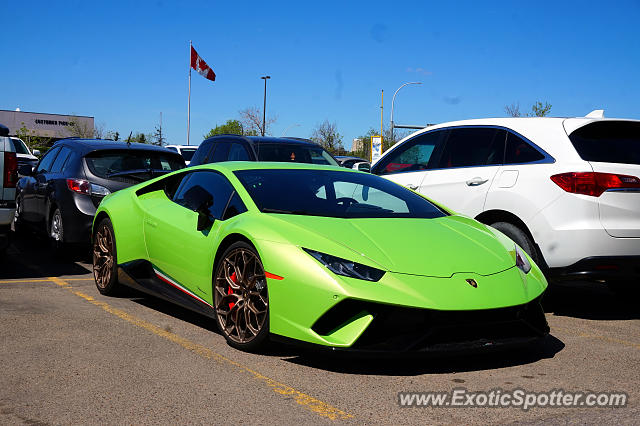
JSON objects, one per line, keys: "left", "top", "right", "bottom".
{"left": 10, "top": 138, "right": 30, "bottom": 155}
{"left": 234, "top": 169, "right": 447, "bottom": 219}
{"left": 85, "top": 150, "right": 184, "bottom": 178}
{"left": 179, "top": 148, "right": 197, "bottom": 161}
{"left": 256, "top": 143, "right": 338, "bottom": 166}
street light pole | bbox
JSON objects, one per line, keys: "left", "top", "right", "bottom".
{"left": 261, "top": 76, "right": 271, "bottom": 136}
{"left": 391, "top": 82, "right": 422, "bottom": 143}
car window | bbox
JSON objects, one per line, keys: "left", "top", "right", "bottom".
{"left": 373, "top": 130, "right": 447, "bottom": 175}
{"left": 50, "top": 147, "right": 72, "bottom": 173}
{"left": 210, "top": 142, "right": 231, "bottom": 163}
{"left": 256, "top": 143, "right": 338, "bottom": 166}
{"left": 235, "top": 169, "right": 447, "bottom": 219}
{"left": 35, "top": 147, "right": 61, "bottom": 174}
{"left": 180, "top": 148, "right": 197, "bottom": 161}
{"left": 222, "top": 192, "right": 248, "bottom": 220}
{"left": 436, "top": 128, "right": 506, "bottom": 168}
{"left": 9, "top": 138, "right": 30, "bottom": 155}
{"left": 85, "top": 150, "right": 184, "bottom": 178}
{"left": 504, "top": 132, "right": 545, "bottom": 164}
{"left": 172, "top": 171, "right": 236, "bottom": 220}
{"left": 189, "top": 142, "right": 214, "bottom": 166}
{"left": 228, "top": 143, "right": 250, "bottom": 161}
{"left": 569, "top": 121, "right": 640, "bottom": 165}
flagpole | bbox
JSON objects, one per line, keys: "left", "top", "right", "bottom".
{"left": 187, "top": 40, "right": 192, "bottom": 146}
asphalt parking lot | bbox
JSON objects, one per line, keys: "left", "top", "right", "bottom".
{"left": 1, "top": 233, "right": 638, "bottom": 424}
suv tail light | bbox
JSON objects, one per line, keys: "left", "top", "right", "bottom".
{"left": 66, "top": 179, "right": 111, "bottom": 197}
{"left": 3, "top": 152, "right": 18, "bottom": 188}
{"left": 550, "top": 172, "right": 640, "bottom": 197}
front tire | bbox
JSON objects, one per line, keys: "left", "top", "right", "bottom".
{"left": 490, "top": 221, "right": 541, "bottom": 266}
{"left": 93, "top": 218, "right": 120, "bottom": 295}
{"left": 214, "top": 241, "right": 269, "bottom": 352}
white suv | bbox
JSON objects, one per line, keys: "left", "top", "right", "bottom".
{"left": 371, "top": 113, "right": 640, "bottom": 283}
{"left": 165, "top": 145, "right": 198, "bottom": 165}
{"left": 0, "top": 124, "right": 18, "bottom": 253}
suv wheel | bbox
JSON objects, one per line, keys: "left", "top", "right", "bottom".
{"left": 490, "top": 221, "right": 541, "bottom": 266}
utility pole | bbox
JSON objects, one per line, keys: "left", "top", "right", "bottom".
{"left": 261, "top": 76, "right": 271, "bottom": 136}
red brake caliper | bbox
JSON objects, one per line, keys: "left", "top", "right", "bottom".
{"left": 228, "top": 272, "right": 237, "bottom": 309}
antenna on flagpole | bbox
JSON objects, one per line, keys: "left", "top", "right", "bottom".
{"left": 187, "top": 40, "right": 192, "bottom": 146}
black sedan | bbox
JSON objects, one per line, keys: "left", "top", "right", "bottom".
{"left": 15, "top": 139, "right": 185, "bottom": 249}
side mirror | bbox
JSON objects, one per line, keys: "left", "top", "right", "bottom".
{"left": 32, "top": 149, "right": 41, "bottom": 156}
{"left": 183, "top": 185, "right": 214, "bottom": 231}
{"left": 18, "top": 164, "right": 34, "bottom": 176}
{"left": 357, "top": 163, "right": 371, "bottom": 173}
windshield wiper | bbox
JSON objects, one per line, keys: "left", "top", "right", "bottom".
{"left": 106, "top": 168, "right": 169, "bottom": 181}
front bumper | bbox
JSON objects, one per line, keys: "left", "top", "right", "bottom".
{"left": 549, "top": 256, "right": 640, "bottom": 282}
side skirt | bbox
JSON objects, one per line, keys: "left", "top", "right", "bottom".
{"left": 118, "top": 260, "right": 217, "bottom": 320}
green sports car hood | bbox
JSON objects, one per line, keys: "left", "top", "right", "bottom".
{"left": 257, "top": 213, "right": 516, "bottom": 277}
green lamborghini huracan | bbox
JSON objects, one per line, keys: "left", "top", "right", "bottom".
{"left": 92, "top": 162, "right": 549, "bottom": 352}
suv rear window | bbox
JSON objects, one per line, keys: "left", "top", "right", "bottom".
{"left": 256, "top": 143, "right": 338, "bottom": 166}
{"left": 9, "top": 138, "right": 30, "bottom": 155}
{"left": 569, "top": 121, "right": 640, "bottom": 165}
{"left": 85, "top": 150, "right": 184, "bottom": 178}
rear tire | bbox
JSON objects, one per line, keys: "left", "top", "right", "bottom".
{"left": 93, "top": 217, "right": 121, "bottom": 296}
{"left": 13, "top": 195, "right": 25, "bottom": 234}
{"left": 490, "top": 221, "right": 541, "bottom": 266}
{"left": 49, "top": 208, "right": 65, "bottom": 252}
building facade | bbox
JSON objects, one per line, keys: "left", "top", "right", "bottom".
{"left": 0, "top": 109, "right": 94, "bottom": 139}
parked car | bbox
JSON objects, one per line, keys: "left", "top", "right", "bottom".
{"left": 165, "top": 144, "right": 198, "bottom": 165}
{"left": 14, "top": 138, "right": 185, "bottom": 248}
{"left": 335, "top": 155, "right": 367, "bottom": 168}
{"left": 371, "top": 112, "right": 640, "bottom": 286}
{"left": 9, "top": 137, "right": 40, "bottom": 172}
{"left": 189, "top": 135, "right": 339, "bottom": 167}
{"left": 0, "top": 123, "right": 18, "bottom": 253}
{"left": 92, "top": 162, "right": 548, "bottom": 352}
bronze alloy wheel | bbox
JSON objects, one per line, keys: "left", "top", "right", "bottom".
{"left": 93, "top": 222, "right": 115, "bottom": 290}
{"left": 214, "top": 246, "right": 268, "bottom": 344}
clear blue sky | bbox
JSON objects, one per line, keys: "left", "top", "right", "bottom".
{"left": 2, "top": 0, "right": 639, "bottom": 150}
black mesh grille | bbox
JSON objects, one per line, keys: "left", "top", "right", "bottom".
{"left": 312, "top": 297, "right": 549, "bottom": 352}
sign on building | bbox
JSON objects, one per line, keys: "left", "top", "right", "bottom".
{"left": 0, "top": 110, "right": 94, "bottom": 138}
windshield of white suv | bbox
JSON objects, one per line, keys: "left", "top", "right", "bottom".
{"left": 569, "top": 121, "right": 640, "bottom": 165}
{"left": 179, "top": 147, "right": 197, "bottom": 161}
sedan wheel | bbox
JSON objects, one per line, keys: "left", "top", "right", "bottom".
{"left": 214, "top": 242, "right": 269, "bottom": 350}
{"left": 93, "top": 218, "right": 120, "bottom": 295}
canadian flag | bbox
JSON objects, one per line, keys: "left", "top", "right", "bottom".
{"left": 190, "top": 45, "right": 216, "bottom": 82}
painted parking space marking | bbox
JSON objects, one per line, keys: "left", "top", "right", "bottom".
{"left": 0, "top": 278, "right": 94, "bottom": 284}
{"left": 47, "top": 276, "right": 353, "bottom": 421}
{"left": 552, "top": 324, "right": 640, "bottom": 350}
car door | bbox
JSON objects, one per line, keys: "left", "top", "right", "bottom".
{"left": 142, "top": 170, "right": 237, "bottom": 303}
{"left": 372, "top": 129, "right": 448, "bottom": 192}
{"left": 418, "top": 127, "right": 506, "bottom": 216}
{"left": 22, "top": 146, "right": 60, "bottom": 223}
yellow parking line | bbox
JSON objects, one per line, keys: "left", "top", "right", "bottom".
{"left": 0, "top": 278, "right": 93, "bottom": 284}
{"left": 552, "top": 325, "right": 640, "bottom": 350}
{"left": 47, "top": 276, "right": 353, "bottom": 421}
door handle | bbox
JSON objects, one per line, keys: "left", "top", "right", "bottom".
{"left": 406, "top": 184, "right": 419, "bottom": 190}
{"left": 145, "top": 219, "right": 157, "bottom": 228}
{"left": 466, "top": 177, "right": 488, "bottom": 186}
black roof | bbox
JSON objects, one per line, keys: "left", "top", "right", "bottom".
{"left": 203, "top": 135, "right": 319, "bottom": 147}
{"left": 53, "top": 138, "right": 180, "bottom": 155}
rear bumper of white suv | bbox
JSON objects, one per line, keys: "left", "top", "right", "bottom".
{"left": 550, "top": 256, "right": 640, "bottom": 281}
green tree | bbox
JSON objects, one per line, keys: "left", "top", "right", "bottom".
{"left": 204, "top": 119, "right": 244, "bottom": 138}
{"left": 505, "top": 101, "right": 552, "bottom": 117}
{"left": 529, "top": 101, "right": 552, "bottom": 117}
{"left": 310, "top": 120, "right": 344, "bottom": 154}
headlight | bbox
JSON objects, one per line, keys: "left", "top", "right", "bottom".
{"left": 515, "top": 245, "right": 531, "bottom": 274}
{"left": 303, "top": 248, "right": 385, "bottom": 282}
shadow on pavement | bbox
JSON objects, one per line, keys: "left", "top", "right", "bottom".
{"left": 283, "top": 335, "right": 564, "bottom": 376}
{"left": 543, "top": 280, "right": 639, "bottom": 320}
{"left": 0, "top": 231, "right": 91, "bottom": 279}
